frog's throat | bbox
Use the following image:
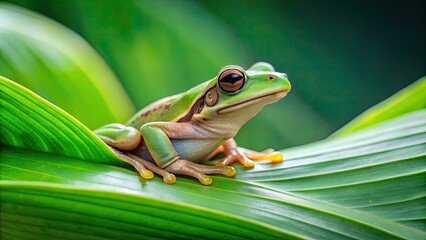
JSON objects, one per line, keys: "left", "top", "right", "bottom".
{"left": 217, "top": 91, "right": 288, "bottom": 115}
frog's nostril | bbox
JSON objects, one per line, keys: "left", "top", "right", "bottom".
{"left": 268, "top": 75, "right": 275, "bottom": 80}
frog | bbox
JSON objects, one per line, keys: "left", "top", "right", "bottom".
{"left": 94, "top": 62, "right": 291, "bottom": 185}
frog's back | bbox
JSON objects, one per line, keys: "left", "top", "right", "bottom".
{"left": 126, "top": 81, "right": 210, "bottom": 129}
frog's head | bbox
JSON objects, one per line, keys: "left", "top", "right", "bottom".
{"left": 196, "top": 62, "right": 291, "bottom": 132}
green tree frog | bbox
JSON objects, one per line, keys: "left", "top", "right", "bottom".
{"left": 94, "top": 62, "right": 291, "bottom": 185}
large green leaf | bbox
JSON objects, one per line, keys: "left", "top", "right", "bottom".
{"left": 1, "top": 77, "right": 425, "bottom": 238}
{"left": 0, "top": 3, "right": 135, "bottom": 129}
{"left": 1, "top": 148, "right": 423, "bottom": 240}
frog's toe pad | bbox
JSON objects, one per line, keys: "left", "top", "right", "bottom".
{"left": 163, "top": 173, "right": 176, "bottom": 184}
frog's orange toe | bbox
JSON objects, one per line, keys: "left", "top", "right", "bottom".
{"left": 240, "top": 148, "right": 284, "bottom": 164}
{"left": 267, "top": 152, "right": 284, "bottom": 163}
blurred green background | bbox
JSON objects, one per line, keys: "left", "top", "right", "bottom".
{"left": 1, "top": 0, "right": 425, "bottom": 150}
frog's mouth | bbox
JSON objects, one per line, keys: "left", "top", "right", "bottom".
{"left": 217, "top": 91, "right": 288, "bottom": 115}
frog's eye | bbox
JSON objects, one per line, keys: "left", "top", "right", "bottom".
{"left": 205, "top": 88, "right": 218, "bottom": 107}
{"left": 218, "top": 68, "right": 247, "bottom": 94}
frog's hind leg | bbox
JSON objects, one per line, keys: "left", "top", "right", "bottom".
{"left": 94, "top": 123, "right": 142, "bottom": 151}
{"left": 165, "top": 160, "right": 236, "bottom": 185}
{"left": 94, "top": 123, "right": 176, "bottom": 184}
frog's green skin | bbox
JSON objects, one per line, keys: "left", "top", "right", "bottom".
{"left": 94, "top": 62, "right": 291, "bottom": 185}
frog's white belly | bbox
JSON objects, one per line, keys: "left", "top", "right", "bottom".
{"left": 171, "top": 138, "right": 225, "bottom": 163}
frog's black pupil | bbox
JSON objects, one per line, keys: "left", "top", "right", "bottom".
{"left": 222, "top": 73, "right": 243, "bottom": 84}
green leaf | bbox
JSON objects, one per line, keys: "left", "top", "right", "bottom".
{"left": 332, "top": 77, "right": 426, "bottom": 137}
{"left": 1, "top": 78, "right": 425, "bottom": 239}
{"left": 0, "top": 3, "right": 135, "bottom": 129}
{"left": 1, "top": 145, "right": 424, "bottom": 240}
{"left": 0, "top": 76, "right": 120, "bottom": 165}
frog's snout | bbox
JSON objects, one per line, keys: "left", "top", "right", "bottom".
{"left": 281, "top": 73, "right": 291, "bottom": 93}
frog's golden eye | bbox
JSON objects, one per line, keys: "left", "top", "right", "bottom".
{"left": 205, "top": 88, "right": 218, "bottom": 107}
{"left": 218, "top": 68, "right": 246, "bottom": 94}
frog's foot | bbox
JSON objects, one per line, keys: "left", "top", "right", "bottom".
{"left": 165, "top": 160, "right": 236, "bottom": 185}
{"left": 126, "top": 153, "right": 176, "bottom": 184}
{"left": 214, "top": 139, "right": 283, "bottom": 167}
{"left": 110, "top": 147, "right": 176, "bottom": 184}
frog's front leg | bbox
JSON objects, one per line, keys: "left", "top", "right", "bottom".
{"left": 141, "top": 122, "right": 236, "bottom": 185}
{"left": 210, "top": 138, "right": 283, "bottom": 167}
